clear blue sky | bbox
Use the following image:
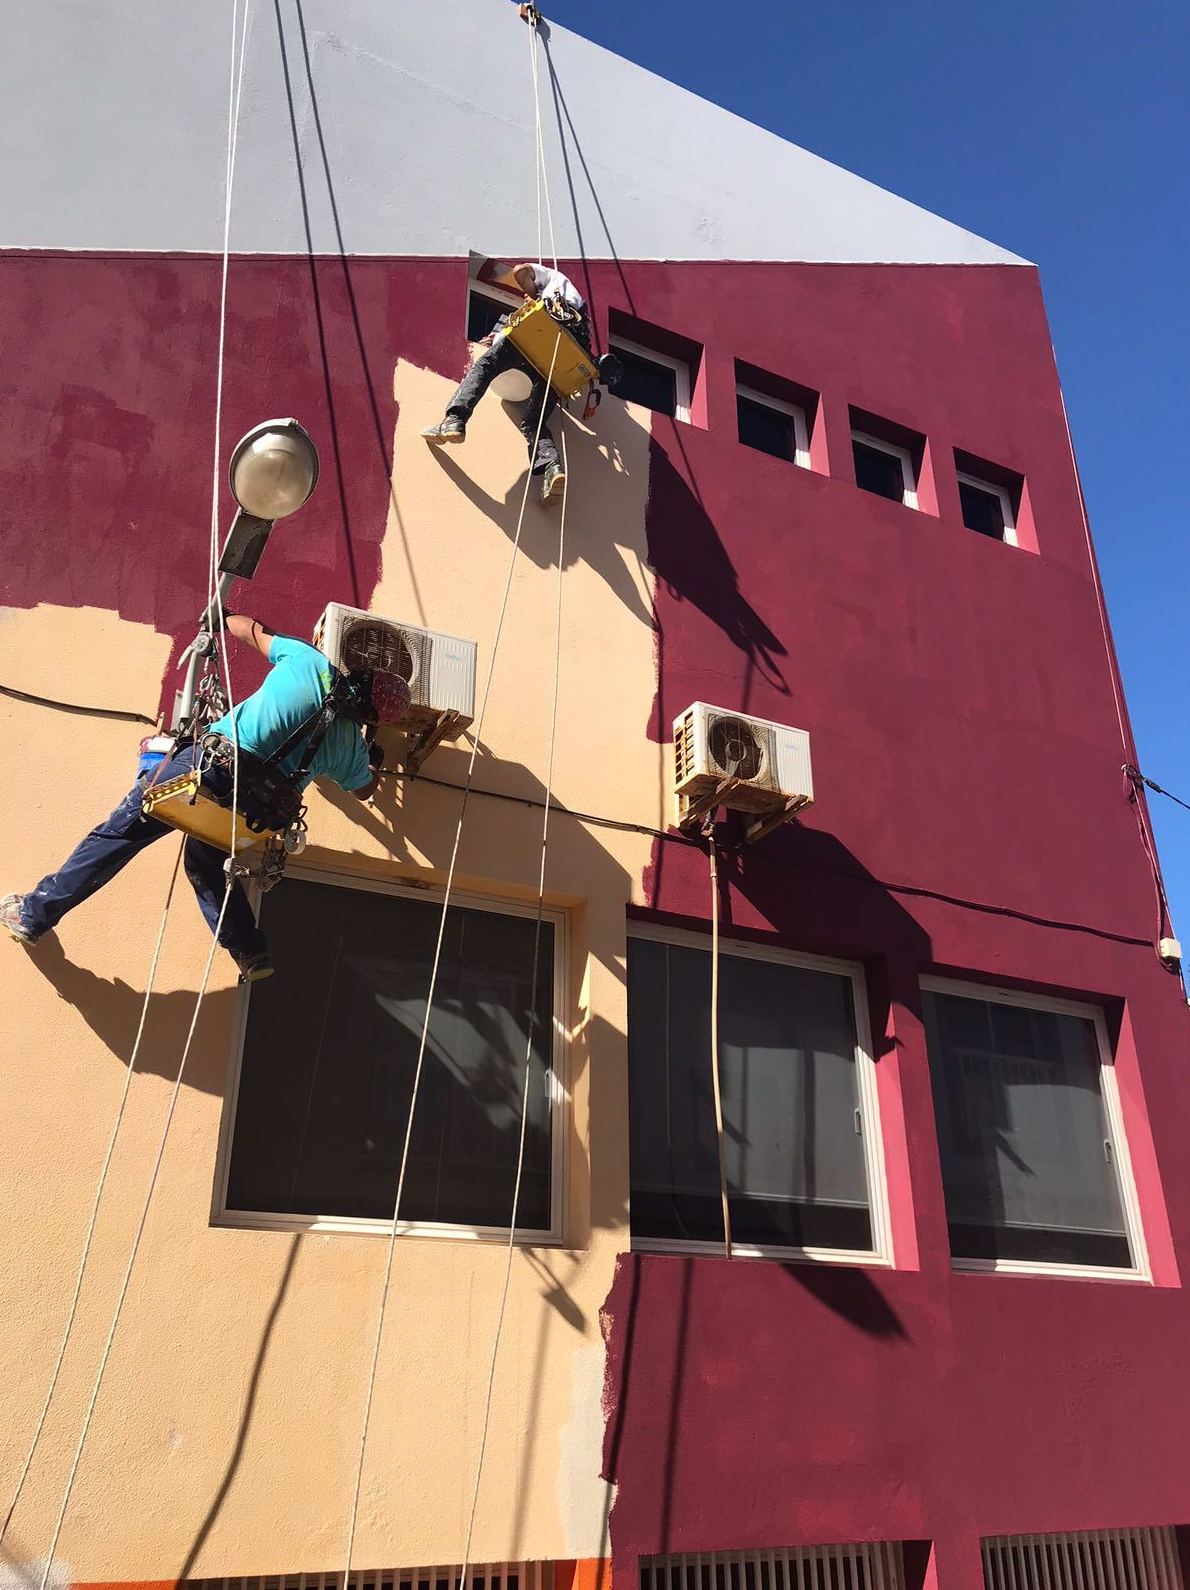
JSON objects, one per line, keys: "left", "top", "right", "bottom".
{"left": 541, "top": 0, "right": 1190, "bottom": 936}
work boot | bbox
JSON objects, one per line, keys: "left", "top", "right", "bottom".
{"left": 234, "top": 949, "right": 275, "bottom": 985}
{"left": 541, "top": 462, "right": 566, "bottom": 504}
{"left": 1, "top": 893, "right": 38, "bottom": 944}
{"left": 422, "top": 417, "right": 466, "bottom": 445}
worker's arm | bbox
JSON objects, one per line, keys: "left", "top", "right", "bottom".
{"left": 349, "top": 740, "right": 385, "bottom": 802}
{"left": 223, "top": 614, "right": 276, "bottom": 658}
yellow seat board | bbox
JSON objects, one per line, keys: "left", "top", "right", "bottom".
{"left": 502, "top": 301, "right": 597, "bottom": 400}
{"left": 142, "top": 771, "right": 265, "bottom": 853}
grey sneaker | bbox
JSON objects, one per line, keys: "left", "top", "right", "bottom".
{"left": 422, "top": 417, "right": 466, "bottom": 444}
{"left": 235, "top": 949, "right": 275, "bottom": 985}
{"left": 542, "top": 462, "right": 566, "bottom": 503}
{"left": 1, "top": 893, "right": 37, "bottom": 944}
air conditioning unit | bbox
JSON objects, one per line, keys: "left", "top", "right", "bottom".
{"left": 673, "top": 701, "right": 813, "bottom": 830}
{"left": 314, "top": 604, "right": 476, "bottom": 735}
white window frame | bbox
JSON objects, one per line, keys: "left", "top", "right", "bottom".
{"left": 920, "top": 974, "right": 1151, "bottom": 1283}
{"left": 608, "top": 332, "right": 692, "bottom": 423}
{"left": 736, "top": 383, "right": 811, "bottom": 468}
{"left": 466, "top": 281, "right": 521, "bottom": 342}
{"left": 212, "top": 864, "right": 570, "bottom": 1246}
{"left": 851, "top": 428, "right": 919, "bottom": 509}
{"left": 627, "top": 922, "right": 893, "bottom": 1267}
{"left": 956, "top": 469, "right": 1018, "bottom": 546}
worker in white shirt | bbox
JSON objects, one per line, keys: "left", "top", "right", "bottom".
{"left": 422, "top": 263, "right": 590, "bottom": 504}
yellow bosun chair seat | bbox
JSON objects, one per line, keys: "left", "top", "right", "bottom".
{"left": 141, "top": 769, "right": 267, "bottom": 853}
{"left": 502, "top": 300, "right": 598, "bottom": 400}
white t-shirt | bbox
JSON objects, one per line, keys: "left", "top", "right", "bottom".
{"left": 525, "top": 265, "right": 585, "bottom": 311}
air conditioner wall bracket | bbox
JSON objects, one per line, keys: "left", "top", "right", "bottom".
{"left": 744, "top": 794, "right": 811, "bottom": 845}
{"left": 402, "top": 708, "right": 464, "bottom": 774}
{"left": 677, "top": 776, "right": 750, "bottom": 834}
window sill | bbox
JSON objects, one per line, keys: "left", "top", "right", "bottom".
{"left": 212, "top": 1208, "right": 565, "bottom": 1246}
{"left": 631, "top": 1235, "right": 893, "bottom": 1268}
{"left": 951, "top": 1256, "right": 1150, "bottom": 1284}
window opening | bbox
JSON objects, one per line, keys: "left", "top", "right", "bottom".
{"left": 219, "top": 874, "right": 562, "bottom": 1238}
{"left": 627, "top": 926, "right": 887, "bottom": 1260}
{"left": 921, "top": 978, "right": 1146, "bottom": 1275}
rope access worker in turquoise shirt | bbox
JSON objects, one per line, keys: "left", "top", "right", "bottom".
{"left": 2, "top": 615, "right": 411, "bottom": 984}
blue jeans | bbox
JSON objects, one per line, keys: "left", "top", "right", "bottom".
{"left": 20, "top": 741, "right": 266, "bottom": 957}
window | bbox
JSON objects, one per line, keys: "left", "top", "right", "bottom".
{"left": 982, "top": 1529, "right": 1182, "bottom": 1590}
{"left": 922, "top": 978, "right": 1146, "bottom": 1275}
{"left": 852, "top": 430, "right": 918, "bottom": 508}
{"left": 956, "top": 470, "right": 1018, "bottom": 543}
{"left": 627, "top": 927, "right": 888, "bottom": 1259}
{"left": 608, "top": 334, "right": 691, "bottom": 421}
{"left": 467, "top": 284, "right": 518, "bottom": 342}
{"left": 737, "top": 383, "right": 810, "bottom": 466}
{"left": 642, "top": 1542, "right": 905, "bottom": 1590}
{"left": 218, "top": 873, "right": 564, "bottom": 1239}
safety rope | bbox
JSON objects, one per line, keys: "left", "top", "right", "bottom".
{"left": 339, "top": 327, "right": 565, "bottom": 1589}
{"left": 527, "top": 10, "right": 558, "bottom": 271}
{"left": 456, "top": 418, "right": 570, "bottom": 1590}
{"left": 29, "top": 7, "right": 252, "bottom": 1578}
{"left": 707, "top": 832, "right": 732, "bottom": 1259}
{"left": 0, "top": 847, "right": 183, "bottom": 1552}
{"left": 34, "top": 885, "right": 235, "bottom": 1590}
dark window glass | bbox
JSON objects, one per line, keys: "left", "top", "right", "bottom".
{"left": 922, "top": 989, "right": 1132, "bottom": 1268}
{"left": 627, "top": 937, "right": 873, "bottom": 1251}
{"left": 853, "top": 438, "right": 908, "bottom": 502}
{"left": 611, "top": 344, "right": 678, "bottom": 416}
{"left": 959, "top": 478, "right": 1009, "bottom": 539}
{"left": 467, "top": 290, "right": 511, "bottom": 342}
{"left": 226, "top": 879, "right": 555, "bottom": 1230}
{"left": 737, "top": 393, "right": 798, "bottom": 461}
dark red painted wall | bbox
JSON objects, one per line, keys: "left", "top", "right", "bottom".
{"left": 3, "top": 250, "right": 1188, "bottom": 1584}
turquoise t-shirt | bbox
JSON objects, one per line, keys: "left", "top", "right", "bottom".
{"left": 208, "top": 635, "right": 372, "bottom": 792}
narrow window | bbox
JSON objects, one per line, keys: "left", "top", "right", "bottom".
{"left": 220, "top": 876, "right": 560, "bottom": 1237}
{"left": 953, "top": 449, "right": 1023, "bottom": 545}
{"left": 737, "top": 384, "right": 810, "bottom": 467}
{"left": 467, "top": 285, "right": 518, "bottom": 343}
{"left": 627, "top": 929, "right": 885, "bottom": 1258}
{"left": 852, "top": 430, "right": 918, "bottom": 508}
{"left": 608, "top": 335, "right": 691, "bottom": 421}
{"left": 922, "top": 979, "right": 1144, "bottom": 1274}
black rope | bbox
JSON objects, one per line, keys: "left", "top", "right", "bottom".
{"left": 0, "top": 682, "right": 156, "bottom": 727}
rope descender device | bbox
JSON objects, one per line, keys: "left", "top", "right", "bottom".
{"left": 518, "top": 4, "right": 544, "bottom": 24}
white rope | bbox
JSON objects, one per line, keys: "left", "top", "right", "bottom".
{"left": 456, "top": 414, "right": 570, "bottom": 1590}
{"left": 0, "top": 846, "right": 184, "bottom": 1551}
{"left": 35, "top": 881, "right": 235, "bottom": 1590}
{"left": 340, "top": 330, "right": 565, "bottom": 1588}
{"left": 30, "top": 9, "right": 252, "bottom": 1575}
{"left": 708, "top": 833, "right": 732, "bottom": 1259}
{"left": 527, "top": 13, "right": 558, "bottom": 271}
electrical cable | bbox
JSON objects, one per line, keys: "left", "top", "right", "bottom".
{"left": 0, "top": 682, "right": 157, "bottom": 726}
{"left": 339, "top": 326, "right": 565, "bottom": 1590}
{"left": 0, "top": 846, "right": 184, "bottom": 1552}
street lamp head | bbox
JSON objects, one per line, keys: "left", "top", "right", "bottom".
{"left": 229, "top": 418, "right": 320, "bottom": 521}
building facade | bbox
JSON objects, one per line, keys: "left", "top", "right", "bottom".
{"left": 2, "top": 5, "right": 1189, "bottom": 1590}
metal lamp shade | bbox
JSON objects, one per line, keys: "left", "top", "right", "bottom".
{"left": 229, "top": 418, "right": 320, "bottom": 520}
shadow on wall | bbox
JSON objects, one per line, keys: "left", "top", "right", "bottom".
{"left": 426, "top": 392, "right": 656, "bottom": 632}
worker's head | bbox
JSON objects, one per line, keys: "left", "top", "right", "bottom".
{"left": 512, "top": 263, "right": 539, "bottom": 297}
{"left": 366, "top": 669, "right": 412, "bottom": 726}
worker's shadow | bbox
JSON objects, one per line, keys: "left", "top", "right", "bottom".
{"left": 25, "top": 934, "right": 238, "bottom": 1096}
{"left": 427, "top": 395, "right": 656, "bottom": 632}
